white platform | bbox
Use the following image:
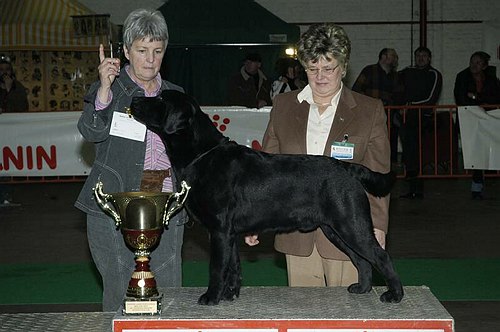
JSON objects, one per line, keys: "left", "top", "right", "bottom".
{"left": 113, "top": 286, "right": 454, "bottom": 332}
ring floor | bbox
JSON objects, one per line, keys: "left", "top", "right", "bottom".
{"left": 1, "top": 178, "right": 499, "bottom": 331}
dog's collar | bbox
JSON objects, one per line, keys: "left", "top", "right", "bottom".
{"left": 189, "top": 138, "right": 231, "bottom": 166}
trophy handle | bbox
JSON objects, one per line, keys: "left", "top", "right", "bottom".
{"left": 93, "top": 181, "right": 122, "bottom": 227}
{"left": 163, "top": 180, "right": 191, "bottom": 226}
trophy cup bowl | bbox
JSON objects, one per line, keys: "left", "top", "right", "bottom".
{"left": 93, "top": 180, "right": 190, "bottom": 315}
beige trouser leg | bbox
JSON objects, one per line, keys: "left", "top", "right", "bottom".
{"left": 286, "top": 244, "right": 358, "bottom": 287}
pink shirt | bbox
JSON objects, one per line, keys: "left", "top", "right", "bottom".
{"left": 95, "top": 65, "right": 173, "bottom": 192}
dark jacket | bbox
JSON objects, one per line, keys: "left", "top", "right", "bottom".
{"left": 226, "top": 67, "right": 272, "bottom": 108}
{"left": 0, "top": 80, "right": 29, "bottom": 113}
{"left": 352, "top": 63, "right": 403, "bottom": 106}
{"left": 75, "top": 70, "right": 184, "bottom": 217}
{"left": 454, "top": 67, "right": 500, "bottom": 106}
{"left": 399, "top": 65, "right": 442, "bottom": 105}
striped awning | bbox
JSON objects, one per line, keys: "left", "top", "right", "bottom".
{"left": 0, "top": 0, "right": 111, "bottom": 51}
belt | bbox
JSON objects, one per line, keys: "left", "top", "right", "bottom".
{"left": 140, "top": 169, "right": 171, "bottom": 192}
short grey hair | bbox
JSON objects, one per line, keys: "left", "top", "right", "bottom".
{"left": 297, "top": 23, "right": 351, "bottom": 71}
{"left": 123, "top": 9, "right": 169, "bottom": 50}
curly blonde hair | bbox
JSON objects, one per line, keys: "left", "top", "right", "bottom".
{"left": 297, "top": 23, "right": 351, "bottom": 72}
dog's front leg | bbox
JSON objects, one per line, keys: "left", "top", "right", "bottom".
{"left": 198, "top": 231, "right": 234, "bottom": 305}
{"left": 222, "top": 239, "right": 242, "bottom": 301}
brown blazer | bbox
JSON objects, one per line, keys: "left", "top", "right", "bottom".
{"left": 263, "top": 87, "right": 391, "bottom": 260}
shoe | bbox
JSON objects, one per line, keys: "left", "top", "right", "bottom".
{"left": 399, "top": 192, "right": 423, "bottom": 199}
{"left": 0, "top": 199, "right": 21, "bottom": 207}
{"left": 471, "top": 191, "right": 483, "bottom": 200}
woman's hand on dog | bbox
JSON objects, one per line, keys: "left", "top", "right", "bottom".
{"left": 245, "top": 231, "right": 383, "bottom": 248}
{"left": 244, "top": 234, "right": 259, "bottom": 246}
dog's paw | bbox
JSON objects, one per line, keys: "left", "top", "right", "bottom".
{"left": 198, "top": 292, "right": 221, "bottom": 305}
{"left": 380, "top": 289, "right": 404, "bottom": 303}
{"left": 347, "top": 283, "right": 372, "bottom": 294}
{"left": 222, "top": 286, "right": 240, "bottom": 301}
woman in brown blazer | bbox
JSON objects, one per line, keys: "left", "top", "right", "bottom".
{"left": 246, "top": 23, "right": 391, "bottom": 287}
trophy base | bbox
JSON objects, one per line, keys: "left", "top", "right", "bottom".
{"left": 122, "top": 293, "right": 163, "bottom": 315}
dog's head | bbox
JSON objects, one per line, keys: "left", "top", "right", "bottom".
{"left": 130, "top": 89, "right": 196, "bottom": 136}
{"left": 131, "top": 90, "right": 225, "bottom": 159}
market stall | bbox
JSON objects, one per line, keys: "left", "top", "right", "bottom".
{"left": 0, "top": 0, "right": 114, "bottom": 111}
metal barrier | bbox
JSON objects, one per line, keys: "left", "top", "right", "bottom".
{"left": 2, "top": 105, "right": 500, "bottom": 184}
{"left": 387, "top": 104, "right": 500, "bottom": 179}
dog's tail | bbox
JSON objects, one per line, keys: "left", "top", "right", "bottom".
{"left": 342, "top": 162, "right": 396, "bottom": 197}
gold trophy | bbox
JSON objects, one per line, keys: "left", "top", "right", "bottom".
{"left": 93, "top": 180, "right": 190, "bottom": 315}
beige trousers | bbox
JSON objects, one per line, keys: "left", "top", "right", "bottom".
{"left": 285, "top": 244, "right": 358, "bottom": 286}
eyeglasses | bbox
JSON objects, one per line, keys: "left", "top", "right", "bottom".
{"left": 305, "top": 64, "right": 340, "bottom": 76}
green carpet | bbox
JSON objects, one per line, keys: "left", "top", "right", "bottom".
{"left": 1, "top": 258, "right": 499, "bottom": 305}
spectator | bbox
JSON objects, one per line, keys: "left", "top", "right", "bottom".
{"left": 75, "top": 8, "right": 186, "bottom": 311}
{"left": 0, "top": 182, "right": 20, "bottom": 207}
{"left": 352, "top": 48, "right": 400, "bottom": 105}
{"left": 0, "top": 55, "right": 28, "bottom": 207}
{"left": 271, "top": 57, "right": 303, "bottom": 99}
{"left": 352, "top": 48, "right": 403, "bottom": 164}
{"left": 398, "top": 46, "right": 442, "bottom": 199}
{"left": 245, "top": 23, "right": 390, "bottom": 288}
{"left": 454, "top": 51, "right": 500, "bottom": 199}
{"left": 226, "top": 53, "right": 272, "bottom": 108}
{"left": 0, "top": 56, "right": 28, "bottom": 113}
{"left": 293, "top": 61, "right": 308, "bottom": 90}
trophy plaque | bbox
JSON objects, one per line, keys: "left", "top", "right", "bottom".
{"left": 94, "top": 180, "right": 190, "bottom": 315}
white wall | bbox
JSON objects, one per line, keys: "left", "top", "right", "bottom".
{"left": 78, "top": 0, "right": 500, "bottom": 104}
{"left": 257, "top": 0, "right": 500, "bottom": 104}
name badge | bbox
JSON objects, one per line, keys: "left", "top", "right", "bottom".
{"left": 331, "top": 141, "right": 354, "bottom": 160}
{"left": 109, "top": 111, "right": 147, "bottom": 142}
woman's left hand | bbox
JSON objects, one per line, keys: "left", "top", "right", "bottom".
{"left": 244, "top": 234, "right": 260, "bottom": 246}
{"left": 374, "top": 228, "right": 386, "bottom": 249}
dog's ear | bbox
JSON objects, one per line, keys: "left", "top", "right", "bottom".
{"left": 163, "top": 104, "right": 190, "bottom": 134}
{"left": 130, "top": 96, "right": 167, "bottom": 133}
{"left": 161, "top": 90, "right": 193, "bottom": 134}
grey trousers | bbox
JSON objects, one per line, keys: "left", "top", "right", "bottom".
{"left": 87, "top": 213, "right": 184, "bottom": 312}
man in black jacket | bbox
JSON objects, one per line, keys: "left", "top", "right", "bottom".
{"left": 399, "top": 46, "right": 442, "bottom": 198}
{"left": 454, "top": 51, "right": 500, "bottom": 199}
{"left": 352, "top": 48, "right": 403, "bottom": 164}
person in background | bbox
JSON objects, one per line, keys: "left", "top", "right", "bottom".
{"left": 352, "top": 48, "right": 400, "bottom": 105}
{"left": 454, "top": 51, "right": 500, "bottom": 199}
{"left": 398, "top": 46, "right": 442, "bottom": 199}
{"left": 75, "top": 8, "right": 186, "bottom": 311}
{"left": 226, "top": 53, "right": 272, "bottom": 108}
{"left": 352, "top": 48, "right": 403, "bottom": 164}
{"left": 245, "top": 23, "right": 391, "bottom": 288}
{"left": 271, "top": 57, "right": 303, "bottom": 99}
{"left": 0, "top": 56, "right": 28, "bottom": 207}
{"left": 0, "top": 56, "right": 29, "bottom": 114}
{"left": 293, "top": 60, "right": 308, "bottom": 91}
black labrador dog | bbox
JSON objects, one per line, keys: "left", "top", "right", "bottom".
{"left": 130, "top": 90, "right": 404, "bottom": 305}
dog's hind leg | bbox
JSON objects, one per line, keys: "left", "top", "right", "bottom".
{"left": 222, "top": 239, "right": 242, "bottom": 301}
{"left": 368, "top": 246, "right": 404, "bottom": 303}
{"left": 198, "top": 231, "right": 235, "bottom": 305}
{"left": 326, "top": 224, "right": 404, "bottom": 303}
{"left": 319, "top": 225, "right": 373, "bottom": 293}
